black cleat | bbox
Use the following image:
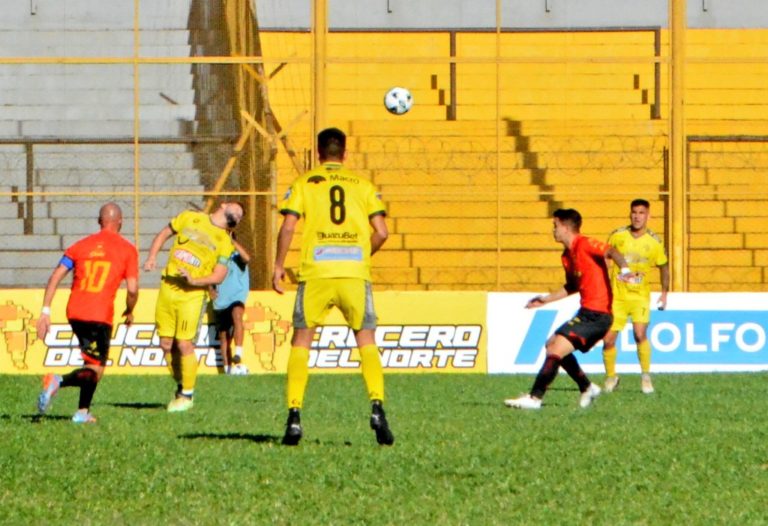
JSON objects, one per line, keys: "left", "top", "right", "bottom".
{"left": 370, "top": 401, "right": 395, "bottom": 446}
{"left": 282, "top": 408, "right": 302, "bottom": 446}
{"left": 232, "top": 355, "right": 242, "bottom": 365}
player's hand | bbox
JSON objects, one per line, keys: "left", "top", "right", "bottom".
{"left": 36, "top": 314, "right": 51, "bottom": 339}
{"left": 143, "top": 258, "right": 157, "bottom": 272}
{"left": 272, "top": 267, "right": 285, "bottom": 294}
{"left": 526, "top": 295, "right": 546, "bottom": 309}
{"left": 122, "top": 309, "right": 134, "bottom": 326}
{"left": 178, "top": 267, "right": 196, "bottom": 286}
{"left": 617, "top": 271, "right": 641, "bottom": 284}
{"left": 657, "top": 293, "right": 668, "bottom": 311}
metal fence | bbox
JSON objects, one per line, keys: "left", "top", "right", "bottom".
{"left": 1, "top": 1, "right": 767, "bottom": 291}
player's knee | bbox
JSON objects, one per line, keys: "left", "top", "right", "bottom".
{"left": 79, "top": 368, "right": 99, "bottom": 386}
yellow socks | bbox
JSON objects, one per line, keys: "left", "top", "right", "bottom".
{"left": 637, "top": 340, "right": 652, "bottom": 374}
{"left": 602, "top": 345, "right": 617, "bottom": 378}
{"left": 180, "top": 352, "right": 198, "bottom": 397}
{"left": 286, "top": 346, "right": 310, "bottom": 409}
{"left": 359, "top": 344, "right": 385, "bottom": 402}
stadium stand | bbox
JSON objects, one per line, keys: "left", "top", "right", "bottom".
{"left": 0, "top": 1, "right": 236, "bottom": 287}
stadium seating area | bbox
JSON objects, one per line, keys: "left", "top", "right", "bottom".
{"left": 3, "top": 13, "right": 768, "bottom": 292}
{"left": 260, "top": 28, "right": 768, "bottom": 292}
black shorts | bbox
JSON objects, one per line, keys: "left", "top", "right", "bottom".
{"left": 214, "top": 301, "right": 245, "bottom": 333}
{"left": 554, "top": 308, "right": 613, "bottom": 353}
{"left": 69, "top": 320, "right": 113, "bottom": 366}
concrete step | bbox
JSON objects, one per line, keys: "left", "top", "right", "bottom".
{"left": 0, "top": 89, "right": 195, "bottom": 106}
{"left": 45, "top": 200, "right": 203, "bottom": 219}
{"left": 1, "top": 105, "right": 197, "bottom": 121}
{"left": 0, "top": 72, "right": 194, "bottom": 90}
{"left": 0, "top": 1, "right": 193, "bottom": 31}
{"left": 0, "top": 120, "right": 238, "bottom": 137}
{"left": 32, "top": 152, "right": 196, "bottom": 169}
{"left": 36, "top": 169, "right": 202, "bottom": 186}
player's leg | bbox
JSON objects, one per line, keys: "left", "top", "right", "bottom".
{"left": 231, "top": 303, "right": 245, "bottom": 364}
{"left": 339, "top": 279, "right": 393, "bottom": 445}
{"left": 37, "top": 321, "right": 106, "bottom": 418}
{"left": 281, "top": 281, "right": 328, "bottom": 445}
{"left": 65, "top": 321, "right": 110, "bottom": 422}
{"left": 155, "top": 282, "right": 181, "bottom": 393}
{"left": 603, "top": 301, "right": 629, "bottom": 392}
{"left": 166, "top": 290, "right": 208, "bottom": 412}
{"left": 633, "top": 321, "right": 654, "bottom": 393}
{"left": 218, "top": 328, "right": 231, "bottom": 373}
{"left": 505, "top": 333, "right": 572, "bottom": 410}
{"left": 214, "top": 308, "right": 232, "bottom": 374}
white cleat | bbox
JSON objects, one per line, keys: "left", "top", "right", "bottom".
{"left": 604, "top": 376, "right": 620, "bottom": 393}
{"left": 504, "top": 394, "right": 542, "bottom": 410}
{"left": 579, "top": 383, "right": 602, "bottom": 408}
{"left": 641, "top": 374, "right": 655, "bottom": 394}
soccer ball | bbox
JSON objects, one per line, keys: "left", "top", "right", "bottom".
{"left": 230, "top": 363, "right": 249, "bottom": 376}
{"left": 384, "top": 87, "right": 413, "bottom": 115}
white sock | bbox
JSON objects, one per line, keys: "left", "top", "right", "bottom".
{"left": 234, "top": 346, "right": 243, "bottom": 358}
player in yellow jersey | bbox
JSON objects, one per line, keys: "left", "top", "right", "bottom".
{"left": 272, "top": 127, "right": 393, "bottom": 446}
{"left": 603, "top": 199, "right": 669, "bottom": 394}
{"left": 143, "top": 201, "right": 243, "bottom": 412}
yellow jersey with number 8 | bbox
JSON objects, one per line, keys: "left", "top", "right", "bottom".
{"left": 280, "top": 162, "right": 386, "bottom": 281}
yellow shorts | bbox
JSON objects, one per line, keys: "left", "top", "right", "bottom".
{"left": 610, "top": 296, "right": 651, "bottom": 331}
{"left": 155, "top": 278, "right": 208, "bottom": 341}
{"left": 293, "top": 278, "right": 377, "bottom": 331}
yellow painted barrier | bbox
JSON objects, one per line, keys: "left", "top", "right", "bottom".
{"left": 0, "top": 289, "right": 487, "bottom": 375}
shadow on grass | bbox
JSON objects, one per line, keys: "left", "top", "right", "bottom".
{"left": 22, "top": 414, "right": 70, "bottom": 423}
{"left": 105, "top": 402, "right": 166, "bottom": 410}
{"left": 179, "top": 432, "right": 282, "bottom": 444}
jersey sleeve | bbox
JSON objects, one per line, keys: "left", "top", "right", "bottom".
{"left": 279, "top": 181, "right": 303, "bottom": 217}
{"left": 169, "top": 210, "right": 192, "bottom": 234}
{"left": 584, "top": 236, "right": 612, "bottom": 257}
{"left": 366, "top": 184, "right": 386, "bottom": 217}
{"left": 216, "top": 236, "right": 235, "bottom": 266}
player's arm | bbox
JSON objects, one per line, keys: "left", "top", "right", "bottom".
{"left": 179, "top": 262, "right": 229, "bottom": 287}
{"left": 232, "top": 238, "right": 251, "bottom": 263}
{"left": 123, "top": 276, "right": 139, "bottom": 326}
{"left": 36, "top": 263, "right": 71, "bottom": 338}
{"left": 143, "top": 225, "right": 174, "bottom": 271}
{"left": 658, "top": 262, "right": 670, "bottom": 309}
{"left": 272, "top": 213, "right": 299, "bottom": 294}
{"left": 526, "top": 287, "right": 569, "bottom": 309}
{"left": 369, "top": 213, "right": 388, "bottom": 255}
{"left": 605, "top": 246, "right": 637, "bottom": 282}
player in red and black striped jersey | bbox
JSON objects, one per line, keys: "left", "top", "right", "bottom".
{"left": 505, "top": 208, "right": 636, "bottom": 410}
{"left": 36, "top": 202, "right": 139, "bottom": 423}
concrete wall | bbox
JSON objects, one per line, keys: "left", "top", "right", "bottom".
{"left": 254, "top": 0, "right": 768, "bottom": 30}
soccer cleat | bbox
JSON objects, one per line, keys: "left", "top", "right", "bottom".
{"left": 282, "top": 408, "right": 303, "bottom": 446}
{"left": 71, "top": 411, "right": 97, "bottom": 424}
{"left": 579, "top": 383, "right": 602, "bottom": 408}
{"left": 604, "top": 376, "right": 621, "bottom": 393}
{"left": 232, "top": 354, "right": 242, "bottom": 365}
{"left": 641, "top": 374, "right": 655, "bottom": 394}
{"left": 37, "top": 373, "right": 62, "bottom": 414}
{"left": 167, "top": 396, "right": 194, "bottom": 413}
{"left": 370, "top": 401, "right": 394, "bottom": 446}
{"left": 504, "top": 394, "right": 542, "bottom": 410}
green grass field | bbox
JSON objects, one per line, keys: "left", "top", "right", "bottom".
{"left": 1, "top": 372, "right": 766, "bottom": 525}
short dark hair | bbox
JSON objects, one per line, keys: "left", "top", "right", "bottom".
{"left": 553, "top": 208, "right": 582, "bottom": 230}
{"left": 631, "top": 198, "right": 650, "bottom": 209}
{"left": 318, "top": 127, "right": 346, "bottom": 160}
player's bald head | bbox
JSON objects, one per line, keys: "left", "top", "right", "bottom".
{"left": 99, "top": 202, "right": 123, "bottom": 230}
